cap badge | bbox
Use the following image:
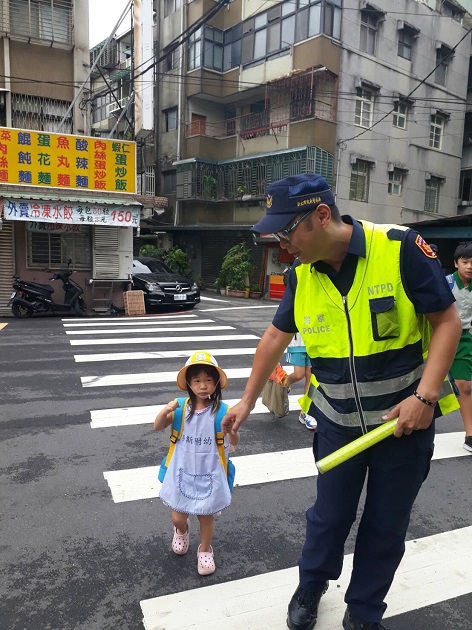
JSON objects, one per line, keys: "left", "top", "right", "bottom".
{"left": 266, "top": 194, "right": 273, "bottom": 209}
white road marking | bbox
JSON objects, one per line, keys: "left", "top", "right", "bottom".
{"left": 63, "top": 317, "right": 204, "bottom": 327}
{"left": 70, "top": 334, "right": 259, "bottom": 346}
{"left": 140, "top": 526, "right": 472, "bottom": 630}
{"left": 66, "top": 325, "right": 234, "bottom": 335}
{"left": 199, "top": 295, "right": 231, "bottom": 303}
{"left": 61, "top": 313, "right": 193, "bottom": 322}
{"left": 90, "top": 395, "right": 300, "bottom": 428}
{"left": 82, "top": 365, "right": 290, "bottom": 388}
{"left": 200, "top": 305, "right": 279, "bottom": 312}
{"left": 102, "top": 432, "right": 470, "bottom": 504}
{"left": 75, "top": 347, "right": 258, "bottom": 363}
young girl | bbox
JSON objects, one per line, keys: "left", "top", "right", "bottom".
{"left": 154, "top": 351, "right": 240, "bottom": 576}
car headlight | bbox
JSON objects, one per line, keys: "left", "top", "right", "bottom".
{"left": 191, "top": 282, "right": 199, "bottom": 291}
{"left": 144, "top": 282, "right": 164, "bottom": 293}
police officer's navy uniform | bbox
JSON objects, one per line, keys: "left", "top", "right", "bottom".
{"left": 274, "top": 216, "right": 457, "bottom": 623}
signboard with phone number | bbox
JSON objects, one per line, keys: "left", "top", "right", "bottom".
{"left": 3, "top": 199, "right": 140, "bottom": 227}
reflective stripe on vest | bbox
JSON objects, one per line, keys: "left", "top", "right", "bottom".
{"left": 294, "top": 221, "right": 459, "bottom": 429}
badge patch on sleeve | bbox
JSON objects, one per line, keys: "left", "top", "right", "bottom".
{"left": 415, "top": 235, "right": 437, "bottom": 258}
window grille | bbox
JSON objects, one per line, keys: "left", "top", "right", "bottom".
{"left": 27, "top": 227, "right": 92, "bottom": 269}
{"left": 350, "top": 160, "right": 370, "bottom": 202}
{"left": 11, "top": 94, "right": 72, "bottom": 133}
{"left": 8, "top": 0, "right": 73, "bottom": 45}
{"left": 424, "top": 177, "right": 440, "bottom": 213}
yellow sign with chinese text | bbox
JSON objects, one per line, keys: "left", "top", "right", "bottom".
{"left": 0, "top": 127, "right": 136, "bottom": 194}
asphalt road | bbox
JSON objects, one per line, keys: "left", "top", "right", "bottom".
{"left": 1, "top": 292, "right": 471, "bottom": 630}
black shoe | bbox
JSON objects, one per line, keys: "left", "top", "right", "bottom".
{"left": 342, "top": 607, "right": 387, "bottom": 630}
{"left": 463, "top": 436, "right": 472, "bottom": 453}
{"left": 286, "top": 583, "right": 328, "bottom": 630}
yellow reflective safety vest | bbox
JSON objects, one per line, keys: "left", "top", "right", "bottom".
{"left": 295, "top": 221, "right": 458, "bottom": 432}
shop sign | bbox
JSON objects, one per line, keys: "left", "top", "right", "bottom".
{"left": 3, "top": 199, "right": 140, "bottom": 227}
{"left": 0, "top": 127, "right": 136, "bottom": 193}
{"left": 27, "top": 222, "right": 88, "bottom": 233}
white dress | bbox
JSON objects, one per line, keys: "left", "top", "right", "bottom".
{"left": 159, "top": 405, "right": 232, "bottom": 516}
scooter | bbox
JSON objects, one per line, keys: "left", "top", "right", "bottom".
{"left": 8, "top": 259, "right": 87, "bottom": 318}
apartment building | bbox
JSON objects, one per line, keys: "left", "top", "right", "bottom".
{"left": 0, "top": 0, "right": 142, "bottom": 315}
{"left": 337, "top": 0, "right": 470, "bottom": 224}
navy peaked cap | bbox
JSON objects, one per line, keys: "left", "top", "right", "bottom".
{"left": 251, "top": 173, "right": 335, "bottom": 234}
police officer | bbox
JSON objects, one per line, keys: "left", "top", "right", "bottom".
{"left": 222, "top": 173, "right": 461, "bottom": 630}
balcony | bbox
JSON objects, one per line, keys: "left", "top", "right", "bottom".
{"left": 108, "top": 97, "right": 130, "bottom": 117}
{"left": 175, "top": 146, "right": 334, "bottom": 202}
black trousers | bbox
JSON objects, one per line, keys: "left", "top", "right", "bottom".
{"left": 298, "top": 419, "right": 434, "bottom": 623}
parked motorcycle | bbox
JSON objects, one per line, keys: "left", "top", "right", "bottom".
{"left": 9, "top": 259, "right": 87, "bottom": 318}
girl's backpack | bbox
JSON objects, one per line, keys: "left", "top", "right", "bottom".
{"left": 158, "top": 397, "right": 236, "bottom": 492}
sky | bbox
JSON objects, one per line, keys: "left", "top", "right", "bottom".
{"left": 89, "top": 0, "right": 132, "bottom": 48}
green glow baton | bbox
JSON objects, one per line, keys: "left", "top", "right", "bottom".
{"left": 316, "top": 419, "right": 398, "bottom": 474}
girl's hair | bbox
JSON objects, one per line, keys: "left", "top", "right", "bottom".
{"left": 454, "top": 241, "right": 472, "bottom": 262}
{"left": 185, "top": 364, "right": 223, "bottom": 419}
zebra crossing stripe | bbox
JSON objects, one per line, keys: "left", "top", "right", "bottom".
{"left": 82, "top": 365, "right": 291, "bottom": 388}
{"left": 140, "top": 525, "right": 472, "bottom": 630}
{"left": 90, "top": 395, "right": 298, "bottom": 427}
{"left": 63, "top": 316, "right": 205, "bottom": 327}
{"left": 66, "top": 325, "right": 234, "bottom": 335}
{"left": 102, "top": 432, "right": 470, "bottom": 504}
{"left": 75, "top": 347, "right": 258, "bottom": 363}
{"left": 70, "top": 334, "right": 260, "bottom": 346}
{"left": 200, "top": 305, "right": 279, "bottom": 312}
{"left": 61, "top": 313, "right": 197, "bottom": 326}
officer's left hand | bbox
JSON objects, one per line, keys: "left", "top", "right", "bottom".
{"left": 382, "top": 395, "right": 434, "bottom": 437}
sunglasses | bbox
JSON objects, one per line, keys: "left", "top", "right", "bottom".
{"left": 273, "top": 207, "right": 317, "bottom": 242}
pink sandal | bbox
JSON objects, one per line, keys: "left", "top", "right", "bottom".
{"left": 197, "top": 544, "right": 215, "bottom": 575}
{"left": 172, "top": 521, "right": 189, "bottom": 555}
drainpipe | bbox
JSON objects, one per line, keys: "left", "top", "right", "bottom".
{"left": 174, "top": 0, "right": 186, "bottom": 227}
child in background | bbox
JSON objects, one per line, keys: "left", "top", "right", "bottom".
{"left": 447, "top": 242, "right": 472, "bottom": 452}
{"left": 285, "top": 333, "right": 317, "bottom": 430}
{"left": 154, "top": 351, "right": 240, "bottom": 575}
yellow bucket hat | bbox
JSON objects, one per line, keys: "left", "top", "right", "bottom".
{"left": 176, "top": 350, "right": 228, "bottom": 391}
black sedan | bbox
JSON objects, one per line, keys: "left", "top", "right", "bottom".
{"left": 132, "top": 257, "right": 200, "bottom": 311}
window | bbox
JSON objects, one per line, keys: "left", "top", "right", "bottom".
{"left": 349, "top": 160, "right": 371, "bottom": 202}
{"left": 164, "top": 0, "right": 181, "bottom": 18}
{"left": 360, "top": 8, "right": 379, "bottom": 55}
{"left": 9, "top": 0, "right": 72, "bottom": 45}
{"left": 388, "top": 169, "right": 403, "bottom": 195}
{"left": 393, "top": 101, "right": 407, "bottom": 129}
{"left": 460, "top": 170, "right": 472, "bottom": 203}
{"left": 223, "top": 25, "right": 242, "bottom": 71}
{"left": 164, "top": 107, "right": 178, "bottom": 132}
{"left": 203, "top": 27, "right": 224, "bottom": 71}
{"left": 163, "top": 49, "right": 177, "bottom": 72}
{"left": 230, "top": 0, "right": 338, "bottom": 70}
{"left": 325, "top": 0, "right": 341, "bottom": 39}
{"left": 424, "top": 177, "right": 441, "bottom": 213}
{"left": 435, "top": 46, "right": 452, "bottom": 86}
{"left": 27, "top": 226, "right": 91, "bottom": 269}
{"left": 163, "top": 171, "right": 177, "bottom": 194}
{"left": 398, "top": 27, "right": 415, "bottom": 60}
{"left": 188, "top": 28, "right": 202, "bottom": 70}
{"left": 355, "top": 87, "right": 374, "bottom": 128}
{"left": 429, "top": 114, "right": 444, "bottom": 150}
